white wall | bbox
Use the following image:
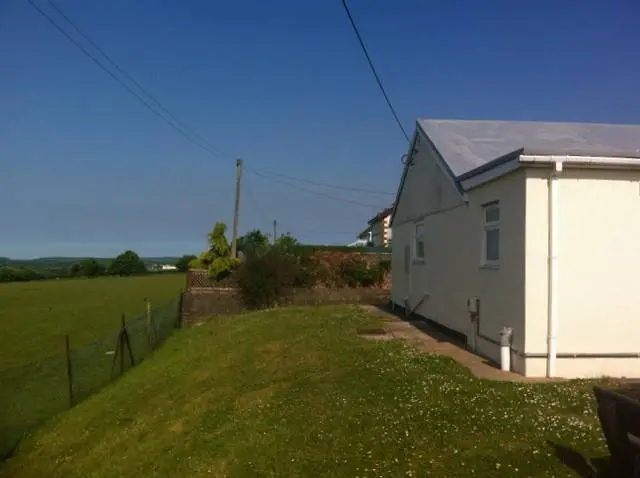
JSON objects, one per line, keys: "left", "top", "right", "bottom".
{"left": 524, "top": 168, "right": 640, "bottom": 378}
{"left": 369, "top": 215, "right": 392, "bottom": 247}
{"left": 391, "top": 132, "right": 527, "bottom": 370}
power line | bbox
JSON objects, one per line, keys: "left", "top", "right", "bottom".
{"left": 281, "top": 225, "right": 355, "bottom": 237}
{"left": 27, "top": 0, "right": 229, "bottom": 159}
{"left": 30, "top": 0, "right": 399, "bottom": 206}
{"left": 244, "top": 175, "right": 360, "bottom": 237}
{"left": 248, "top": 167, "right": 395, "bottom": 196}
{"left": 340, "top": 0, "right": 410, "bottom": 143}
{"left": 243, "top": 175, "right": 272, "bottom": 227}
{"left": 249, "top": 170, "right": 384, "bottom": 210}
{"left": 44, "top": 0, "right": 230, "bottom": 159}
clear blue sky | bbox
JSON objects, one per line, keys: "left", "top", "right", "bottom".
{"left": 1, "top": 0, "right": 639, "bottom": 258}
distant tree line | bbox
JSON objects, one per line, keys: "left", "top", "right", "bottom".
{"left": 0, "top": 251, "right": 196, "bottom": 284}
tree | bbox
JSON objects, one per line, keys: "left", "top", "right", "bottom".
{"left": 0, "top": 267, "right": 41, "bottom": 282}
{"left": 69, "top": 263, "right": 82, "bottom": 277}
{"left": 0, "top": 267, "right": 17, "bottom": 283}
{"left": 274, "top": 232, "right": 300, "bottom": 255}
{"left": 108, "top": 250, "right": 147, "bottom": 277}
{"left": 191, "top": 222, "right": 240, "bottom": 281}
{"left": 237, "top": 229, "right": 270, "bottom": 256}
{"left": 175, "top": 254, "right": 197, "bottom": 272}
{"left": 79, "top": 258, "right": 106, "bottom": 277}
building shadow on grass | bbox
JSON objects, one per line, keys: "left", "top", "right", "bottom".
{"left": 549, "top": 441, "right": 613, "bottom": 477}
{"left": 368, "top": 302, "right": 467, "bottom": 348}
{"left": 368, "top": 302, "right": 512, "bottom": 373}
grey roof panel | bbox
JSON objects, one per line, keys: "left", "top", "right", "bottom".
{"left": 418, "top": 119, "right": 640, "bottom": 177}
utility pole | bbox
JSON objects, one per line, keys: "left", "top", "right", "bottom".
{"left": 231, "top": 158, "right": 243, "bottom": 258}
{"left": 272, "top": 219, "right": 277, "bottom": 244}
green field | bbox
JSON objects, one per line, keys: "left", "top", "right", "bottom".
{"left": 0, "top": 274, "right": 184, "bottom": 370}
{"left": 1, "top": 305, "right": 610, "bottom": 477}
{"left": 0, "top": 274, "right": 185, "bottom": 459}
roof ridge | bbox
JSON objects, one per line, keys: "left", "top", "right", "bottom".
{"left": 418, "top": 118, "right": 640, "bottom": 128}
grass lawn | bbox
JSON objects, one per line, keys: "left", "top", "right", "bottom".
{"left": 1, "top": 305, "right": 609, "bottom": 477}
{"left": 0, "top": 274, "right": 184, "bottom": 370}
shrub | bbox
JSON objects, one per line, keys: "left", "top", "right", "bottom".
{"left": 306, "top": 251, "right": 390, "bottom": 288}
{"left": 338, "top": 257, "right": 379, "bottom": 287}
{"left": 370, "top": 259, "right": 391, "bottom": 286}
{"left": 190, "top": 223, "right": 240, "bottom": 281}
{"left": 309, "top": 251, "right": 346, "bottom": 287}
{"left": 292, "top": 254, "right": 317, "bottom": 289}
{"left": 234, "top": 249, "right": 299, "bottom": 309}
{"left": 377, "top": 259, "right": 391, "bottom": 275}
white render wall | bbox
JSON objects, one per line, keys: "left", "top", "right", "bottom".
{"left": 523, "top": 167, "right": 640, "bottom": 378}
{"left": 391, "top": 128, "right": 640, "bottom": 378}
{"left": 391, "top": 132, "right": 527, "bottom": 372}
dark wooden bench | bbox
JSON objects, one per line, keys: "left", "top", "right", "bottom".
{"left": 594, "top": 386, "right": 640, "bottom": 477}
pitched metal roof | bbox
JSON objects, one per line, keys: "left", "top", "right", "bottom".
{"left": 418, "top": 119, "right": 640, "bottom": 177}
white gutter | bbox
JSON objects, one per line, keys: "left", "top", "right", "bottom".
{"left": 521, "top": 154, "right": 640, "bottom": 166}
{"left": 547, "top": 160, "right": 563, "bottom": 377}
{"left": 460, "top": 154, "right": 640, "bottom": 192}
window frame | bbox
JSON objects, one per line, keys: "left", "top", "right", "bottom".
{"left": 413, "top": 221, "right": 426, "bottom": 262}
{"left": 481, "top": 202, "right": 500, "bottom": 267}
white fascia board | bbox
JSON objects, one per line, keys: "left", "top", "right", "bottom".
{"left": 460, "top": 154, "right": 640, "bottom": 191}
{"left": 521, "top": 154, "right": 640, "bottom": 167}
{"left": 459, "top": 157, "right": 521, "bottom": 191}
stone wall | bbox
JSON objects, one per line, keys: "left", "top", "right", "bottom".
{"left": 181, "top": 287, "right": 390, "bottom": 325}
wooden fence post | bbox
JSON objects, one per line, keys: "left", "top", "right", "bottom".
{"left": 122, "top": 314, "right": 135, "bottom": 366}
{"left": 145, "top": 299, "right": 154, "bottom": 349}
{"left": 177, "top": 290, "right": 184, "bottom": 329}
{"left": 119, "top": 315, "right": 125, "bottom": 375}
{"left": 65, "top": 335, "right": 73, "bottom": 408}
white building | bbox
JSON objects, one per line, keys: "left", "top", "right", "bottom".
{"left": 391, "top": 118, "right": 640, "bottom": 379}
{"left": 358, "top": 206, "right": 393, "bottom": 247}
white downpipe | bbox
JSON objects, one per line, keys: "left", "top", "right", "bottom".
{"left": 500, "top": 343, "right": 511, "bottom": 372}
{"left": 547, "top": 161, "right": 563, "bottom": 377}
{"left": 499, "top": 327, "right": 513, "bottom": 372}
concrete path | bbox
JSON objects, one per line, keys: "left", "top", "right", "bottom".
{"left": 360, "top": 305, "right": 562, "bottom": 383}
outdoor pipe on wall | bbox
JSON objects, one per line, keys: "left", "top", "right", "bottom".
{"left": 469, "top": 297, "right": 640, "bottom": 360}
{"left": 547, "top": 160, "right": 563, "bottom": 378}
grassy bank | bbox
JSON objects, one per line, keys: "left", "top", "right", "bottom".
{"left": 1, "top": 305, "right": 608, "bottom": 477}
{"left": 0, "top": 274, "right": 184, "bottom": 370}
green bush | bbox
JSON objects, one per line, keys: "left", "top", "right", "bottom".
{"left": 371, "top": 259, "right": 391, "bottom": 285}
{"left": 293, "top": 244, "right": 392, "bottom": 255}
{"left": 292, "top": 255, "right": 317, "bottom": 289}
{"left": 338, "top": 258, "right": 378, "bottom": 288}
{"left": 190, "top": 222, "right": 240, "bottom": 281}
{"left": 377, "top": 259, "right": 391, "bottom": 275}
{"left": 234, "top": 249, "right": 299, "bottom": 309}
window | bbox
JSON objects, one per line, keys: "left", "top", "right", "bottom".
{"left": 482, "top": 203, "right": 500, "bottom": 266}
{"left": 414, "top": 222, "right": 425, "bottom": 260}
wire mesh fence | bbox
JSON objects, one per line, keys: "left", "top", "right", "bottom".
{"left": 0, "top": 294, "right": 182, "bottom": 459}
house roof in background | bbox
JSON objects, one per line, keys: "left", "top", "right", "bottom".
{"left": 357, "top": 224, "right": 372, "bottom": 239}
{"left": 418, "top": 119, "right": 640, "bottom": 177}
{"left": 367, "top": 206, "right": 393, "bottom": 226}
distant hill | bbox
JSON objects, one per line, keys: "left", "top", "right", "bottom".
{"left": 0, "top": 256, "right": 180, "bottom": 270}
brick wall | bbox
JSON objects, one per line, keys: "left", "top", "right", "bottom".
{"left": 181, "top": 287, "right": 390, "bottom": 324}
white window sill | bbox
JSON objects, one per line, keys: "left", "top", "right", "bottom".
{"left": 479, "top": 263, "right": 500, "bottom": 270}
{"left": 412, "top": 258, "right": 426, "bottom": 265}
